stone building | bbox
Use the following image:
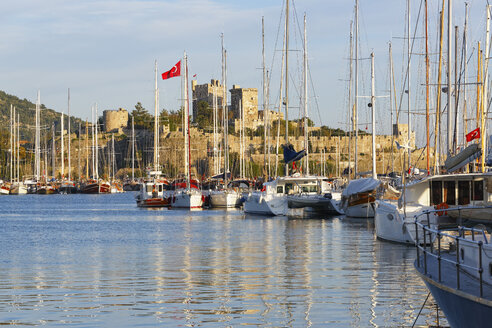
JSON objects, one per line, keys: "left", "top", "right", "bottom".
{"left": 229, "top": 85, "right": 258, "bottom": 121}
{"left": 191, "top": 79, "right": 225, "bottom": 121}
{"left": 103, "top": 108, "right": 128, "bottom": 133}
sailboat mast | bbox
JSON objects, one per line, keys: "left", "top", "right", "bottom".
{"left": 95, "top": 103, "right": 99, "bottom": 179}
{"left": 407, "top": 0, "right": 412, "bottom": 169}
{"left": 184, "top": 52, "right": 191, "bottom": 188}
{"left": 425, "top": 0, "right": 430, "bottom": 174}
{"left": 482, "top": 5, "right": 490, "bottom": 173}
{"left": 435, "top": 1, "right": 445, "bottom": 174}
{"left": 348, "top": 21, "right": 353, "bottom": 181}
{"left": 17, "top": 113, "right": 20, "bottom": 182}
{"left": 132, "top": 116, "right": 135, "bottom": 181}
{"left": 9, "top": 104, "right": 12, "bottom": 182}
{"left": 463, "top": 3, "right": 468, "bottom": 150}
{"left": 262, "top": 16, "right": 268, "bottom": 177}
{"left": 61, "top": 110, "right": 64, "bottom": 178}
{"left": 447, "top": 0, "right": 452, "bottom": 155}
{"left": 354, "top": 0, "right": 359, "bottom": 177}
{"left": 68, "top": 88, "right": 71, "bottom": 181}
{"left": 221, "top": 35, "right": 229, "bottom": 186}
{"left": 52, "top": 124, "right": 55, "bottom": 179}
{"left": 35, "top": 91, "right": 40, "bottom": 181}
{"left": 154, "top": 60, "right": 160, "bottom": 173}
{"left": 303, "top": 13, "right": 309, "bottom": 176}
{"left": 389, "top": 43, "right": 395, "bottom": 175}
{"left": 371, "top": 52, "right": 376, "bottom": 179}
{"left": 284, "top": 0, "right": 290, "bottom": 176}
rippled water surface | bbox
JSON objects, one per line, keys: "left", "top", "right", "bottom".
{"left": 0, "top": 193, "right": 446, "bottom": 327}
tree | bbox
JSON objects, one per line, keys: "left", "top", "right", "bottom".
{"left": 131, "top": 102, "right": 152, "bottom": 130}
{"left": 195, "top": 101, "right": 212, "bottom": 130}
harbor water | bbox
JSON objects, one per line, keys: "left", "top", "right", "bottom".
{"left": 0, "top": 193, "right": 446, "bottom": 327}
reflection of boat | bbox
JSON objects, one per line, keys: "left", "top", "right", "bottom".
{"left": 415, "top": 206, "right": 492, "bottom": 328}
{"left": 341, "top": 178, "right": 380, "bottom": 218}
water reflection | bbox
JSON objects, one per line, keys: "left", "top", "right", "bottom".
{"left": 0, "top": 193, "right": 443, "bottom": 326}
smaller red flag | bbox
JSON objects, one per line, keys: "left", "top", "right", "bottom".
{"left": 193, "top": 74, "right": 197, "bottom": 78}
{"left": 161, "top": 61, "right": 181, "bottom": 80}
{"left": 466, "top": 127, "right": 480, "bottom": 142}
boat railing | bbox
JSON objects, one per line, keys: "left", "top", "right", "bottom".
{"left": 414, "top": 206, "right": 492, "bottom": 298}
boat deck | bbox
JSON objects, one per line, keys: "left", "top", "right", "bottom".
{"left": 415, "top": 250, "right": 492, "bottom": 301}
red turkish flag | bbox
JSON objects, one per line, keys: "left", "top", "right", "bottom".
{"left": 161, "top": 61, "right": 181, "bottom": 80}
{"left": 466, "top": 127, "right": 480, "bottom": 142}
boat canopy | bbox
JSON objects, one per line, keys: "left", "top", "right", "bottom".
{"left": 342, "top": 178, "right": 380, "bottom": 197}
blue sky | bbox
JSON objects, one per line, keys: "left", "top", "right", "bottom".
{"left": 0, "top": 0, "right": 488, "bottom": 139}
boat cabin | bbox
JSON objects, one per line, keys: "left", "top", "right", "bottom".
{"left": 264, "top": 176, "right": 329, "bottom": 195}
{"left": 404, "top": 173, "right": 492, "bottom": 206}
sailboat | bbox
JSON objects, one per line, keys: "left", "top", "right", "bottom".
{"left": 136, "top": 61, "right": 171, "bottom": 207}
{"left": 171, "top": 52, "right": 203, "bottom": 209}
{"left": 9, "top": 104, "right": 27, "bottom": 195}
{"left": 60, "top": 89, "right": 78, "bottom": 193}
{"left": 244, "top": 4, "right": 322, "bottom": 216}
{"left": 209, "top": 36, "right": 241, "bottom": 208}
{"left": 80, "top": 104, "right": 111, "bottom": 194}
{"left": 340, "top": 14, "right": 381, "bottom": 218}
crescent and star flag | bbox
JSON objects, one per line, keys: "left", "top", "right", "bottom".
{"left": 161, "top": 61, "right": 181, "bottom": 80}
{"left": 466, "top": 127, "right": 480, "bottom": 142}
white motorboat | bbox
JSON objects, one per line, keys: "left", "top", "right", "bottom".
{"left": 375, "top": 172, "right": 492, "bottom": 244}
{"left": 244, "top": 175, "right": 324, "bottom": 216}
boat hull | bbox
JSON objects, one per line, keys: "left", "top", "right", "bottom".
{"left": 374, "top": 200, "right": 415, "bottom": 244}
{"left": 345, "top": 202, "right": 375, "bottom": 218}
{"left": 210, "top": 190, "right": 241, "bottom": 208}
{"left": 137, "top": 198, "right": 170, "bottom": 208}
{"left": 287, "top": 194, "right": 344, "bottom": 215}
{"left": 244, "top": 192, "right": 287, "bottom": 216}
{"left": 171, "top": 190, "right": 203, "bottom": 209}
{"left": 416, "top": 264, "right": 492, "bottom": 328}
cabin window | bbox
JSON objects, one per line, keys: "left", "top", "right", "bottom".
{"left": 159, "top": 185, "right": 163, "bottom": 192}
{"left": 444, "top": 181, "right": 456, "bottom": 205}
{"left": 285, "top": 183, "right": 294, "bottom": 194}
{"left": 302, "top": 186, "right": 309, "bottom": 193}
{"left": 473, "top": 180, "right": 484, "bottom": 201}
{"left": 457, "top": 181, "right": 470, "bottom": 205}
{"left": 146, "top": 185, "right": 153, "bottom": 193}
{"left": 310, "top": 185, "right": 318, "bottom": 192}
{"left": 430, "top": 181, "right": 442, "bottom": 205}
{"left": 277, "top": 186, "right": 284, "bottom": 194}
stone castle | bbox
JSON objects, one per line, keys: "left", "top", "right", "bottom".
{"left": 100, "top": 80, "right": 418, "bottom": 178}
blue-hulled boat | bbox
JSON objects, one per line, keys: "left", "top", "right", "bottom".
{"left": 414, "top": 206, "right": 492, "bottom": 327}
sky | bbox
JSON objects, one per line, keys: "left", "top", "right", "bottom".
{"left": 0, "top": 0, "right": 489, "bottom": 138}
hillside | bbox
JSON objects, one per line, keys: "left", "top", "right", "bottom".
{"left": 0, "top": 90, "right": 83, "bottom": 141}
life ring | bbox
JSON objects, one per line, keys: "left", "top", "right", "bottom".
{"left": 435, "top": 202, "right": 449, "bottom": 216}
